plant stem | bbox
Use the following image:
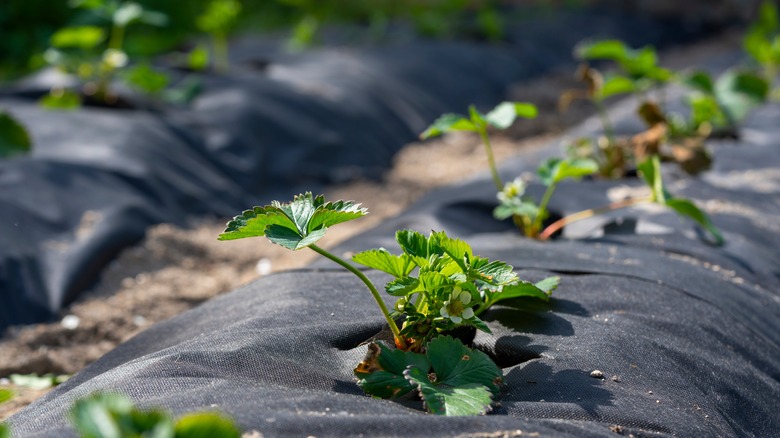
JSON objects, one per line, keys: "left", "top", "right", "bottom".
{"left": 532, "top": 182, "right": 558, "bottom": 236}
{"left": 478, "top": 127, "right": 504, "bottom": 191}
{"left": 309, "top": 244, "right": 406, "bottom": 349}
{"left": 538, "top": 196, "right": 652, "bottom": 240}
{"left": 594, "top": 99, "right": 616, "bottom": 147}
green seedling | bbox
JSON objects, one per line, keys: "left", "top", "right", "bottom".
{"left": 539, "top": 155, "right": 723, "bottom": 244}
{"left": 219, "top": 193, "right": 558, "bottom": 415}
{"left": 196, "top": 0, "right": 242, "bottom": 73}
{"left": 0, "top": 389, "right": 10, "bottom": 438}
{"left": 744, "top": 0, "right": 780, "bottom": 86}
{"left": 493, "top": 157, "right": 598, "bottom": 238}
{"left": 420, "top": 101, "right": 538, "bottom": 191}
{"left": 42, "top": 0, "right": 169, "bottom": 107}
{"left": 69, "top": 392, "right": 240, "bottom": 438}
{"left": 0, "top": 111, "right": 32, "bottom": 158}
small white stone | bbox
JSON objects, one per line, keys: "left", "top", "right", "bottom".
{"left": 590, "top": 370, "right": 604, "bottom": 378}
{"left": 256, "top": 258, "right": 272, "bottom": 276}
{"left": 61, "top": 314, "right": 80, "bottom": 330}
{"left": 133, "top": 315, "right": 147, "bottom": 326}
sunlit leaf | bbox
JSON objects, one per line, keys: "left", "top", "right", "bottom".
{"left": 484, "top": 101, "right": 537, "bottom": 129}
{"left": 352, "top": 249, "right": 416, "bottom": 277}
{"left": 174, "top": 412, "right": 240, "bottom": 438}
{"left": 420, "top": 113, "right": 476, "bottom": 139}
{"left": 51, "top": 26, "right": 105, "bottom": 50}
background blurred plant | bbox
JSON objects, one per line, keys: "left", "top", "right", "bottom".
{"left": 195, "top": 0, "right": 242, "bottom": 72}
{"left": 0, "top": 110, "right": 32, "bottom": 158}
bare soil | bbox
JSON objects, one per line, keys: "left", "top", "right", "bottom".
{"left": 0, "top": 30, "right": 740, "bottom": 420}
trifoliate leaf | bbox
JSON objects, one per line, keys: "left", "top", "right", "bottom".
{"left": 0, "top": 111, "right": 32, "bottom": 158}
{"left": 356, "top": 343, "right": 429, "bottom": 399}
{"left": 666, "top": 199, "right": 724, "bottom": 245}
{"left": 484, "top": 102, "right": 538, "bottom": 129}
{"left": 420, "top": 114, "right": 476, "bottom": 139}
{"left": 352, "top": 249, "right": 416, "bottom": 277}
{"left": 404, "top": 366, "right": 493, "bottom": 416}
{"left": 385, "top": 277, "right": 420, "bottom": 296}
{"left": 174, "top": 413, "right": 240, "bottom": 438}
{"left": 265, "top": 224, "right": 326, "bottom": 251}
{"left": 308, "top": 199, "right": 368, "bottom": 232}
{"left": 50, "top": 26, "right": 105, "bottom": 49}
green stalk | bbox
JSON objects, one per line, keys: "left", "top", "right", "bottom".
{"left": 309, "top": 244, "right": 405, "bottom": 349}
{"left": 538, "top": 196, "right": 652, "bottom": 240}
{"left": 532, "top": 182, "right": 558, "bottom": 237}
{"left": 478, "top": 126, "right": 504, "bottom": 191}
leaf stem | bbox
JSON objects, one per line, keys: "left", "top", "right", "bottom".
{"left": 309, "top": 244, "right": 406, "bottom": 349}
{"left": 532, "top": 182, "right": 558, "bottom": 237}
{"left": 478, "top": 127, "right": 504, "bottom": 192}
{"left": 538, "top": 196, "right": 652, "bottom": 240}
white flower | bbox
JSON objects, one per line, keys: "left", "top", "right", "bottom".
{"left": 440, "top": 286, "right": 474, "bottom": 324}
{"left": 497, "top": 177, "right": 526, "bottom": 203}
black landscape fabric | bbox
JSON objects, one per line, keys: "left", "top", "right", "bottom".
{"left": 7, "top": 84, "right": 780, "bottom": 436}
{"left": 0, "top": 9, "right": 709, "bottom": 329}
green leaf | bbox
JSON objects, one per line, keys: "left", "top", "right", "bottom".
{"left": 420, "top": 113, "right": 476, "bottom": 139}
{"left": 465, "top": 315, "right": 492, "bottom": 334}
{"left": 50, "top": 26, "right": 105, "bottom": 49}
{"left": 576, "top": 39, "right": 630, "bottom": 62}
{"left": 426, "top": 336, "right": 503, "bottom": 395}
{"left": 352, "top": 249, "right": 416, "bottom": 277}
{"left": 534, "top": 276, "right": 561, "bottom": 294}
{"left": 396, "top": 229, "right": 432, "bottom": 259}
{"left": 431, "top": 231, "right": 473, "bottom": 272}
{"left": 218, "top": 206, "right": 294, "bottom": 241}
{"left": 188, "top": 45, "right": 210, "bottom": 71}
{"left": 174, "top": 412, "right": 240, "bottom": 438}
{"left": 484, "top": 101, "right": 538, "bottom": 129}
{"left": 538, "top": 157, "right": 598, "bottom": 186}
{"left": 715, "top": 70, "right": 769, "bottom": 123}
{"left": 666, "top": 199, "right": 724, "bottom": 245}
{"left": 469, "top": 257, "right": 518, "bottom": 286}
{"left": 495, "top": 282, "right": 550, "bottom": 303}
{"left": 685, "top": 71, "right": 715, "bottom": 95}
{"left": 0, "top": 423, "right": 9, "bottom": 438}
{"left": 265, "top": 224, "right": 326, "bottom": 250}
{"left": 70, "top": 392, "right": 174, "bottom": 438}
{"left": 0, "top": 389, "right": 12, "bottom": 404}
{"left": 9, "top": 373, "right": 62, "bottom": 390}
{"left": 356, "top": 343, "right": 430, "bottom": 398}
{"left": 308, "top": 199, "right": 367, "bottom": 232}
{"left": 419, "top": 271, "right": 454, "bottom": 294}
{"left": 598, "top": 75, "right": 636, "bottom": 100}
{"left": 113, "top": 2, "right": 144, "bottom": 26}
{"left": 0, "top": 111, "right": 32, "bottom": 158}
{"left": 758, "top": 0, "right": 779, "bottom": 32}
{"left": 197, "top": 0, "right": 242, "bottom": 34}
{"left": 122, "top": 63, "right": 169, "bottom": 94}
{"left": 385, "top": 277, "right": 420, "bottom": 296}
{"left": 637, "top": 156, "right": 666, "bottom": 203}
{"left": 493, "top": 200, "right": 539, "bottom": 221}
{"left": 404, "top": 367, "right": 493, "bottom": 416}
{"left": 40, "top": 89, "right": 82, "bottom": 109}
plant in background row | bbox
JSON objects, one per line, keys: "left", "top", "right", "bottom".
{"left": 41, "top": 0, "right": 169, "bottom": 108}
{"left": 195, "top": 0, "right": 242, "bottom": 73}
{"left": 744, "top": 0, "right": 780, "bottom": 90}
{"left": 219, "top": 193, "right": 559, "bottom": 415}
{"left": 0, "top": 110, "right": 32, "bottom": 159}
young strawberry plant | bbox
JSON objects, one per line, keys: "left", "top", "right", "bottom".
{"left": 0, "top": 110, "right": 32, "bottom": 158}
{"left": 196, "top": 0, "right": 242, "bottom": 73}
{"left": 539, "top": 155, "right": 723, "bottom": 245}
{"left": 219, "top": 193, "right": 559, "bottom": 415}
{"left": 69, "top": 392, "right": 240, "bottom": 438}
{"left": 41, "top": 0, "right": 169, "bottom": 108}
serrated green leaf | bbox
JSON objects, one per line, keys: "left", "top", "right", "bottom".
{"left": 666, "top": 199, "right": 724, "bottom": 245}
{"left": 356, "top": 343, "right": 429, "bottom": 399}
{"left": 420, "top": 271, "right": 455, "bottom": 295}
{"left": 51, "top": 26, "right": 105, "bottom": 49}
{"left": 308, "top": 200, "right": 367, "bottom": 232}
{"left": 0, "top": 111, "right": 32, "bottom": 158}
{"left": 534, "top": 276, "right": 561, "bottom": 294}
{"left": 465, "top": 315, "right": 492, "bottom": 334}
{"left": 0, "top": 389, "right": 12, "bottom": 404}
{"left": 484, "top": 102, "right": 538, "bottom": 129}
{"left": 598, "top": 75, "right": 635, "bottom": 100}
{"left": 174, "top": 412, "right": 240, "bottom": 438}
{"left": 431, "top": 231, "right": 472, "bottom": 272}
{"left": 495, "top": 282, "right": 550, "bottom": 303}
{"left": 426, "top": 337, "right": 502, "bottom": 395}
{"left": 265, "top": 224, "right": 326, "bottom": 250}
{"left": 404, "top": 366, "right": 493, "bottom": 416}
{"left": 218, "top": 206, "right": 294, "bottom": 241}
{"left": 385, "top": 277, "right": 420, "bottom": 296}
{"left": 470, "top": 257, "right": 517, "bottom": 286}
{"left": 396, "top": 229, "right": 431, "bottom": 259}
{"left": 352, "top": 249, "right": 415, "bottom": 277}
{"left": 420, "top": 113, "right": 476, "bottom": 139}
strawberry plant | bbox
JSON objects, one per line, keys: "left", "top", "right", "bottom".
{"left": 69, "top": 392, "right": 240, "bottom": 438}
{"left": 0, "top": 110, "right": 32, "bottom": 158}
{"left": 41, "top": 0, "right": 169, "bottom": 108}
{"left": 219, "top": 193, "right": 559, "bottom": 415}
{"left": 196, "top": 0, "right": 242, "bottom": 73}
